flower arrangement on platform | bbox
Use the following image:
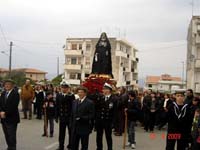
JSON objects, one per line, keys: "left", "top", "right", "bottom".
{"left": 82, "top": 74, "right": 116, "bottom": 94}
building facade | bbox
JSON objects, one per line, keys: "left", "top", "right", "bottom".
{"left": 0, "top": 68, "right": 47, "bottom": 82}
{"left": 187, "top": 16, "right": 200, "bottom": 93}
{"left": 0, "top": 68, "right": 8, "bottom": 77}
{"left": 145, "top": 74, "right": 185, "bottom": 92}
{"left": 63, "top": 37, "right": 139, "bottom": 88}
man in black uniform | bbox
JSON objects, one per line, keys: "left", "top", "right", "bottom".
{"left": 55, "top": 81, "right": 75, "bottom": 150}
{"left": 0, "top": 79, "right": 20, "bottom": 150}
{"left": 95, "top": 83, "right": 116, "bottom": 150}
{"left": 166, "top": 90, "right": 193, "bottom": 150}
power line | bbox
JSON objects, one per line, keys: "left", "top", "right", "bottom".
{"left": 14, "top": 44, "right": 63, "bottom": 56}
{"left": 9, "top": 39, "right": 63, "bottom": 46}
{"left": 14, "top": 44, "right": 35, "bottom": 55}
{"left": 0, "top": 24, "right": 9, "bottom": 46}
{"left": 139, "top": 43, "right": 186, "bottom": 53}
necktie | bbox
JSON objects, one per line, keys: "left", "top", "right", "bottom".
{"left": 5, "top": 91, "right": 9, "bottom": 101}
{"left": 77, "top": 99, "right": 81, "bottom": 104}
{"left": 105, "top": 97, "right": 108, "bottom": 101}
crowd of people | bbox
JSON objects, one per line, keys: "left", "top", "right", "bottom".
{"left": 0, "top": 79, "right": 200, "bottom": 150}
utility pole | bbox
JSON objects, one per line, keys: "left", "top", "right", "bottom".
{"left": 9, "top": 41, "right": 13, "bottom": 77}
{"left": 182, "top": 61, "right": 184, "bottom": 88}
{"left": 57, "top": 57, "right": 59, "bottom": 76}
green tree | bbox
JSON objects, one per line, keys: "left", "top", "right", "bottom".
{"left": 4, "top": 71, "right": 34, "bottom": 87}
{"left": 51, "top": 74, "right": 62, "bottom": 86}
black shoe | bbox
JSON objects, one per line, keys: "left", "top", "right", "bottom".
{"left": 56, "top": 147, "right": 64, "bottom": 150}
{"left": 42, "top": 134, "right": 46, "bottom": 137}
{"left": 50, "top": 134, "right": 53, "bottom": 138}
{"left": 67, "top": 145, "right": 71, "bottom": 149}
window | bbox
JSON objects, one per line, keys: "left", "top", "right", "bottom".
{"left": 85, "top": 57, "right": 90, "bottom": 65}
{"left": 197, "top": 48, "right": 200, "bottom": 59}
{"left": 71, "top": 58, "right": 77, "bottom": 64}
{"left": 77, "top": 73, "right": 81, "bottom": 79}
{"left": 197, "top": 24, "right": 200, "bottom": 31}
{"left": 78, "top": 44, "right": 82, "bottom": 50}
{"left": 66, "top": 57, "right": 71, "bottom": 64}
{"left": 30, "top": 74, "right": 32, "bottom": 77}
{"left": 120, "top": 45, "right": 123, "bottom": 51}
{"left": 78, "top": 57, "right": 82, "bottom": 64}
{"left": 125, "top": 47, "right": 128, "bottom": 53}
{"left": 86, "top": 44, "right": 91, "bottom": 51}
{"left": 72, "top": 44, "right": 77, "bottom": 50}
{"left": 148, "top": 84, "right": 152, "bottom": 88}
{"left": 85, "top": 74, "right": 89, "bottom": 77}
{"left": 69, "top": 73, "right": 76, "bottom": 79}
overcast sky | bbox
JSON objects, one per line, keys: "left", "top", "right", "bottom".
{"left": 0, "top": 0, "right": 199, "bottom": 80}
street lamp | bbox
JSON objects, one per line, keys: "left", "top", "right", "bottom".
{"left": 1, "top": 51, "right": 8, "bottom": 56}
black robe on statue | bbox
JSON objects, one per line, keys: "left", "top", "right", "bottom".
{"left": 91, "top": 32, "right": 113, "bottom": 78}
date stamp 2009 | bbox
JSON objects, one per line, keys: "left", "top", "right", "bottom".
{"left": 149, "top": 133, "right": 181, "bottom": 140}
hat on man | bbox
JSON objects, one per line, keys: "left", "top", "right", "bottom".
{"left": 103, "top": 83, "right": 112, "bottom": 91}
{"left": 3, "top": 79, "right": 15, "bottom": 85}
{"left": 174, "top": 89, "right": 185, "bottom": 95}
{"left": 60, "top": 80, "right": 70, "bottom": 88}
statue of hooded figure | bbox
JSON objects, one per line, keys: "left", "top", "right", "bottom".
{"left": 91, "top": 32, "right": 113, "bottom": 78}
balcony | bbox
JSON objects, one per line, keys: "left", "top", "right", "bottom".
{"left": 64, "top": 64, "right": 82, "bottom": 70}
{"left": 115, "top": 50, "right": 127, "bottom": 58}
{"left": 195, "top": 59, "right": 200, "bottom": 68}
{"left": 64, "top": 50, "right": 83, "bottom": 56}
{"left": 196, "top": 36, "right": 200, "bottom": 44}
{"left": 131, "top": 68, "right": 138, "bottom": 73}
{"left": 67, "top": 79, "right": 81, "bottom": 85}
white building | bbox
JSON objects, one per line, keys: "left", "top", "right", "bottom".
{"left": 145, "top": 74, "right": 185, "bottom": 92}
{"left": 63, "top": 37, "right": 138, "bottom": 88}
{"left": 187, "top": 16, "right": 200, "bottom": 93}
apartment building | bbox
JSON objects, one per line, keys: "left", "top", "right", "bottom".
{"left": 187, "top": 16, "right": 200, "bottom": 93}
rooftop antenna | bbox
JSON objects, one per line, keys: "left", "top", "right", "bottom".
{"left": 124, "top": 29, "right": 127, "bottom": 38}
{"left": 192, "top": 0, "right": 194, "bottom": 17}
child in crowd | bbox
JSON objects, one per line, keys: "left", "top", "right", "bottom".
{"left": 42, "top": 91, "right": 56, "bottom": 137}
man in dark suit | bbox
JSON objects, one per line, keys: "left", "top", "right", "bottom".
{"left": 71, "top": 86, "right": 95, "bottom": 150}
{"left": 0, "top": 79, "right": 20, "bottom": 150}
{"left": 55, "top": 81, "right": 75, "bottom": 150}
{"left": 95, "top": 83, "right": 117, "bottom": 150}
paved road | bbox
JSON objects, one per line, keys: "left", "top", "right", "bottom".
{"left": 0, "top": 116, "right": 166, "bottom": 150}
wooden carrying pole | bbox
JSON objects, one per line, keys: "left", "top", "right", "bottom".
{"left": 44, "top": 107, "right": 48, "bottom": 137}
{"left": 123, "top": 111, "right": 128, "bottom": 149}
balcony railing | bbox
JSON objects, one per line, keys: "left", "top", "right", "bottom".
{"left": 64, "top": 64, "right": 82, "bottom": 70}
{"left": 64, "top": 50, "right": 83, "bottom": 56}
{"left": 195, "top": 59, "right": 200, "bottom": 68}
